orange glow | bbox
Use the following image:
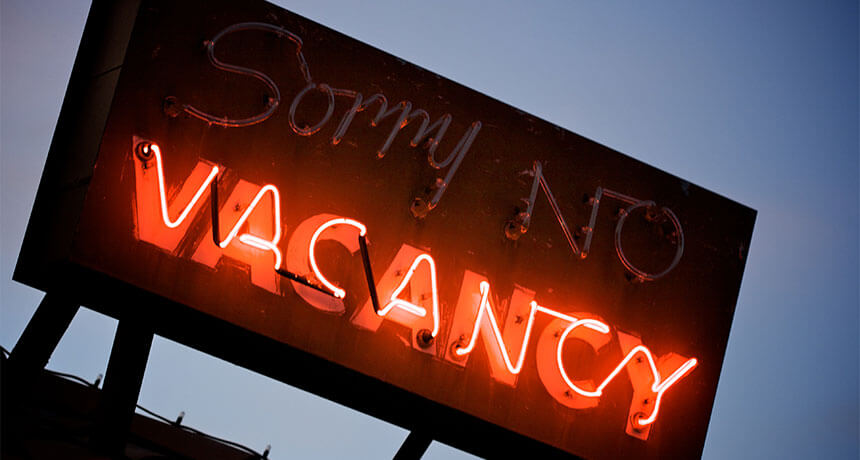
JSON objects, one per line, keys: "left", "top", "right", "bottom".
{"left": 555, "top": 319, "right": 613, "bottom": 398}
{"left": 452, "top": 281, "right": 605, "bottom": 376}
{"left": 132, "top": 140, "right": 699, "bottom": 437}
{"left": 239, "top": 234, "right": 282, "bottom": 269}
{"left": 207, "top": 182, "right": 282, "bottom": 271}
{"left": 351, "top": 244, "right": 440, "bottom": 355}
{"left": 556, "top": 321, "right": 697, "bottom": 427}
{"left": 217, "top": 186, "right": 280, "bottom": 245}
{"left": 215, "top": 184, "right": 283, "bottom": 270}
{"left": 192, "top": 179, "right": 282, "bottom": 293}
{"left": 309, "top": 218, "right": 367, "bottom": 299}
{"left": 535, "top": 316, "right": 608, "bottom": 410}
{"left": 136, "top": 141, "right": 283, "bottom": 274}
{"left": 133, "top": 140, "right": 220, "bottom": 252}
{"left": 286, "top": 214, "right": 364, "bottom": 314}
{"left": 635, "top": 356, "right": 697, "bottom": 426}
{"left": 379, "top": 253, "right": 440, "bottom": 337}
{"left": 149, "top": 143, "right": 220, "bottom": 229}
{"left": 453, "top": 281, "right": 534, "bottom": 375}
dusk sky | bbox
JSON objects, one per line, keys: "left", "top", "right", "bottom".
{"left": 1, "top": 1, "right": 857, "bottom": 458}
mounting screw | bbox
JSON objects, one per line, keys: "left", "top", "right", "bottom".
{"left": 410, "top": 196, "right": 432, "bottom": 219}
{"left": 505, "top": 219, "right": 525, "bottom": 240}
{"left": 630, "top": 412, "right": 647, "bottom": 432}
{"left": 624, "top": 271, "right": 645, "bottom": 284}
{"left": 162, "top": 96, "right": 182, "bottom": 118}
{"left": 449, "top": 336, "right": 467, "bottom": 361}
{"left": 644, "top": 205, "right": 661, "bottom": 223}
{"left": 417, "top": 329, "right": 434, "bottom": 348}
{"left": 134, "top": 141, "right": 155, "bottom": 164}
{"left": 505, "top": 210, "right": 529, "bottom": 241}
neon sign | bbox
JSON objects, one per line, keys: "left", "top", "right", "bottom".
{"left": 18, "top": 3, "right": 753, "bottom": 457}
{"left": 132, "top": 140, "right": 696, "bottom": 438}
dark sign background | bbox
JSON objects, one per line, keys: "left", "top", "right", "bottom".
{"left": 15, "top": 0, "right": 755, "bottom": 458}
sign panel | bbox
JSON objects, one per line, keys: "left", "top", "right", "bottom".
{"left": 16, "top": 0, "right": 756, "bottom": 458}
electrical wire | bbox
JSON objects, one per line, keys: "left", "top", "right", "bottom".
{"left": 0, "top": 344, "right": 269, "bottom": 460}
{"left": 134, "top": 405, "right": 264, "bottom": 458}
{"left": 44, "top": 369, "right": 97, "bottom": 388}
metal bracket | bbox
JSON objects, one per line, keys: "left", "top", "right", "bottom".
{"left": 91, "top": 318, "right": 154, "bottom": 455}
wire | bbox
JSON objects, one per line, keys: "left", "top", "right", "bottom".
{"left": 135, "top": 404, "right": 264, "bottom": 457}
{"left": 133, "top": 392, "right": 267, "bottom": 457}
{"left": 134, "top": 405, "right": 175, "bottom": 425}
{"left": 0, "top": 350, "right": 271, "bottom": 460}
{"left": 46, "top": 369, "right": 99, "bottom": 388}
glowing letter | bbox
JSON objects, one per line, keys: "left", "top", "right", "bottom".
{"left": 535, "top": 315, "right": 611, "bottom": 409}
{"left": 616, "top": 331, "right": 698, "bottom": 440}
{"left": 132, "top": 139, "right": 219, "bottom": 253}
{"left": 351, "top": 244, "right": 440, "bottom": 355}
{"left": 540, "top": 319, "right": 697, "bottom": 439}
{"left": 192, "top": 179, "right": 282, "bottom": 293}
{"left": 444, "top": 271, "right": 537, "bottom": 386}
{"left": 286, "top": 214, "right": 365, "bottom": 314}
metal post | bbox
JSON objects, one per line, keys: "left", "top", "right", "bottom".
{"left": 8, "top": 293, "right": 80, "bottom": 372}
{"left": 91, "top": 318, "right": 154, "bottom": 456}
{"left": 393, "top": 431, "right": 432, "bottom": 460}
{"left": 2, "top": 294, "right": 80, "bottom": 456}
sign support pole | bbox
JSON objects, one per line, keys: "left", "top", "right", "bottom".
{"left": 91, "top": 316, "right": 154, "bottom": 456}
{"left": 7, "top": 293, "right": 80, "bottom": 373}
{"left": 2, "top": 294, "right": 80, "bottom": 454}
{"left": 393, "top": 431, "right": 432, "bottom": 460}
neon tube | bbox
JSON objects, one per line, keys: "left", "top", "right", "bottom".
{"left": 378, "top": 253, "right": 440, "bottom": 337}
{"left": 454, "top": 281, "right": 608, "bottom": 375}
{"left": 634, "top": 355, "right": 697, "bottom": 426}
{"left": 308, "top": 218, "right": 368, "bottom": 299}
{"left": 556, "top": 321, "right": 697, "bottom": 426}
{"left": 217, "top": 184, "right": 281, "bottom": 249}
{"left": 239, "top": 234, "right": 283, "bottom": 270}
{"left": 150, "top": 143, "right": 219, "bottom": 229}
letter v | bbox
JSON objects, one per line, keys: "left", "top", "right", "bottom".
{"left": 132, "top": 138, "right": 219, "bottom": 253}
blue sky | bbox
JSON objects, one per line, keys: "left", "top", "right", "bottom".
{"left": 1, "top": 1, "right": 857, "bottom": 458}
